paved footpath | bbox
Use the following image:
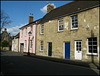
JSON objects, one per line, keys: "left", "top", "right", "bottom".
{"left": 1, "top": 50, "right": 99, "bottom": 75}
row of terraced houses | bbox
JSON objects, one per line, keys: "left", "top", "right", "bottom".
{"left": 18, "top": 1, "right": 100, "bottom": 64}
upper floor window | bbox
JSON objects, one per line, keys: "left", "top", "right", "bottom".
{"left": 58, "top": 19, "right": 63, "bottom": 31}
{"left": 22, "top": 29, "right": 23, "bottom": 37}
{"left": 87, "top": 37, "right": 97, "bottom": 54}
{"left": 31, "top": 26, "right": 33, "bottom": 33}
{"left": 71, "top": 15, "right": 78, "bottom": 29}
{"left": 40, "top": 41, "right": 43, "bottom": 51}
{"left": 26, "top": 28, "right": 27, "bottom": 36}
{"left": 40, "top": 24, "right": 44, "bottom": 34}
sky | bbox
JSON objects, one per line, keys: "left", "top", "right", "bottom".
{"left": 1, "top": 1, "right": 72, "bottom": 36}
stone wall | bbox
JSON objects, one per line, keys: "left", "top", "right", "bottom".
{"left": 36, "top": 7, "right": 99, "bottom": 64}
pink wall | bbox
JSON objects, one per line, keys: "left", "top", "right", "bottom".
{"left": 19, "top": 24, "right": 36, "bottom": 54}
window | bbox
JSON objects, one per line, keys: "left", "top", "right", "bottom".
{"left": 75, "top": 41, "right": 82, "bottom": 52}
{"left": 22, "top": 29, "right": 23, "bottom": 37}
{"left": 71, "top": 15, "right": 78, "bottom": 29}
{"left": 58, "top": 19, "right": 63, "bottom": 31}
{"left": 26, "top": 28, "right": 27, "bottom": 36}
{"left": 31, "top": 26, "right": 33, "bottom": 33}
{"left": 30, "top": 40, "right": 32, "bottom": 48}
{"left": 40, "top": 24, "right": 44, "bottom": 34}
{"left": 88, "top": 37, "right": 97, "bottom": 54}
{"left": 40, "top": 41, "right": 43, "bottom": 51}
{"left": 25, "top": 40, "right": 27, "bottom": 48}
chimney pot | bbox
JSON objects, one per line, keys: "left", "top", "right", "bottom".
{"left": 29, "top": 13, "right": 33, "bottom": 23}
{"left": 47, "top": 2, "right": 55, "bottom": 13}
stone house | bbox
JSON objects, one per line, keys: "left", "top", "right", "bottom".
{"left": 1, "top": 28, "right": 10, "bottom": 42}
{"left": 1, "top": 28, "right": 12, "bottom": 50}
{"left": 12, "top": 32, "right": 19, "bottom": 52}
{"left": 19, "top": 13, "right": 40, "bottom": 54}
{"left": 36, "top": 1, "right": 99, "bottom": 64}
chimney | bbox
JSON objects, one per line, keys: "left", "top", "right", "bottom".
{"left": 29, "top": 13, "right": 33, "bottom": 24}
{"left": 47, "top": 2, "right": 55, "bottom": 13}
{"left": 5, "top": 28, "right": 7, "bottom": 31}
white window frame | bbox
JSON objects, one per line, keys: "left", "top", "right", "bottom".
{"left": 71, "top": 15, "right": 78, "bottom": 30}
{"left": 26, "top": 28, "right": 27, "bottom": 36}
{"left": 31, "top": 26, "right": 33, "bottom": 34}
{"left": 87, "top": 37, "right": 97, "bottom": 55}
{"left": 75, "top": 41, "right": 82, "bottom": 52}
{"left": 30, "top": 40, "right": 32, "bottom": 49}
{"left": 40, "top": 41, "right": 43, "bottom": 51}
{"left": 58, "top": 19, "right": 63, "bottom": 32}
{"left": 25, "top": 40, "right": 27, "bottom": 48}
{"left": 40, "top": 24, "right": 44, "bottom": 34}
{"left": 22, "top": 29, "right": 23, "bottom": 37}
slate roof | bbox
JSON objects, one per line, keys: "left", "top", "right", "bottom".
{"left": 39, "top": 1, "right": 99, "bottom": 24}
{"left": 19, "top": 18, "right": 41, "bottom": 29}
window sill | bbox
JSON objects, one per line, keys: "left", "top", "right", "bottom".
{"left": 40, "top": 33, "right": 44, "bottom": 35}
{"left": 40, "top": 50, "right": 43, "bottom": 52}
{"left": 57, "top": 30, "right": 63, "bottom": 33}
{"left": 70, "top": 28, "right": 78, "bottom": 31}
{"left": 86, "top": 53, "right": 98, "bottom": 56}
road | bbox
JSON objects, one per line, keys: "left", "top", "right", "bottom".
{"left": 1, "top": 50, "right": 98, "bottom": 75}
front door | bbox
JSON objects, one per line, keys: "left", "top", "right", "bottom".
{"left": 48, "top": 42, "right": 52, "bottom": 56}
{"left": 64, "top": 42, "right": 70, "bottom": 59}
{"left": 75, "top": 41, "right": 82, "bottom": 60}
{"left": 20, "top": 43, "right": 24, "bottom": 53}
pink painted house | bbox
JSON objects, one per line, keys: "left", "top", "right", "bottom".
{"left": 19, "top": 13, "right": 40, "bottom": 54}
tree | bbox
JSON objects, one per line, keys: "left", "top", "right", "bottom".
{"left": 0, "top": 10, "right": 12, "bottom": 32}
{"left": 1, "top": 40, "right": 10, "bottom": 48}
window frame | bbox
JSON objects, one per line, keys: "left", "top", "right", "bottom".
{"left": 58, "top": 19, "right": 63, "bottom": 32}
{"left": 26, "top": 28, "right": 27, "bottom": 36}
{"left": 40, "top": 24, "right": 44, "bottom": 34}
{"left": 22, "top": 29, "right": 23, "bottom": 37}
{"left": 31, "top": 26, "right": 33, "bottom": 34}
{"left": 40, "top": 41, "right": 43, "bottom": 51}
{"left": 87, "top": 37, "right": 97, "bottom": 55}
{"left": 30, "top": 40, "right": 32, "bottom": 49}
{"left": 71, "top": 15, "right": 78, "bottom": 30}
{"left": 75, "top": 40, "right": 82, "bottom": 52}
{"left": 25, "top": 40, "right": 27, "bottom": 48}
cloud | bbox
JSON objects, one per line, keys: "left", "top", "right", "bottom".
{"left": 40, "top": 3, "right": 56, "bottom": 14}
{"left": 2, "top": 23, "right": 27, "bottom": 36}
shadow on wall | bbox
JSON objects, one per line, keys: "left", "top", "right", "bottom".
{"left": 91, "top": 30, "right": 99, "bottom": 69}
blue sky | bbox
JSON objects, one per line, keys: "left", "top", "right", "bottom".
{"left": 1, "top": 1, "right": 72, "bottom": 36}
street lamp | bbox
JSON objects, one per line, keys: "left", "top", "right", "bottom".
{"left": 27, "top": 31, "right": 32, "bottom": 56}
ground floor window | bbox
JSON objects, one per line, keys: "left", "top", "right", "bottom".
{"left": 25, "top": 40, "right": 27, "bottom": 48}
{"left": 87, "top": 37, "right": 97, "bottom": 54}
{"left": 30, "top": 40, "right": 32, "bottom": 48}
{"left": 40, "top": 41, "right": 43, "bottom": 51}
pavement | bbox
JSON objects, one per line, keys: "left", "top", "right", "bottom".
{"left": 1, "top": 50, "right": 100, "bottom": 75}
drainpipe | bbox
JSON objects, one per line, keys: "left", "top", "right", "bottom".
{"left": 35, "top": 24, "right": 37, "bottom": 55}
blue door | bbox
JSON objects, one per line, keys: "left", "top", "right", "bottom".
{"left": 65, "top": 42, "right": 70, "bottom": 59}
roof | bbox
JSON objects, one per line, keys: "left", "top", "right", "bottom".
{"left": 19, "top": 18, "right": 41, "bottom": 29}
{"left": 39, "top": 1, "right": 99, "bottom": 23}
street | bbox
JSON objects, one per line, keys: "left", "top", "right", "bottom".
{"left": 1, "top": 50, "right": 98, "bottom": 75}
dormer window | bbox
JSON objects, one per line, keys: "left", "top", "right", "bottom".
{"left": 58, "top": 19, "right": 63, "bottom": 31}
{"left": 71, "top": 15, "right": 78, "bottom": 29}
